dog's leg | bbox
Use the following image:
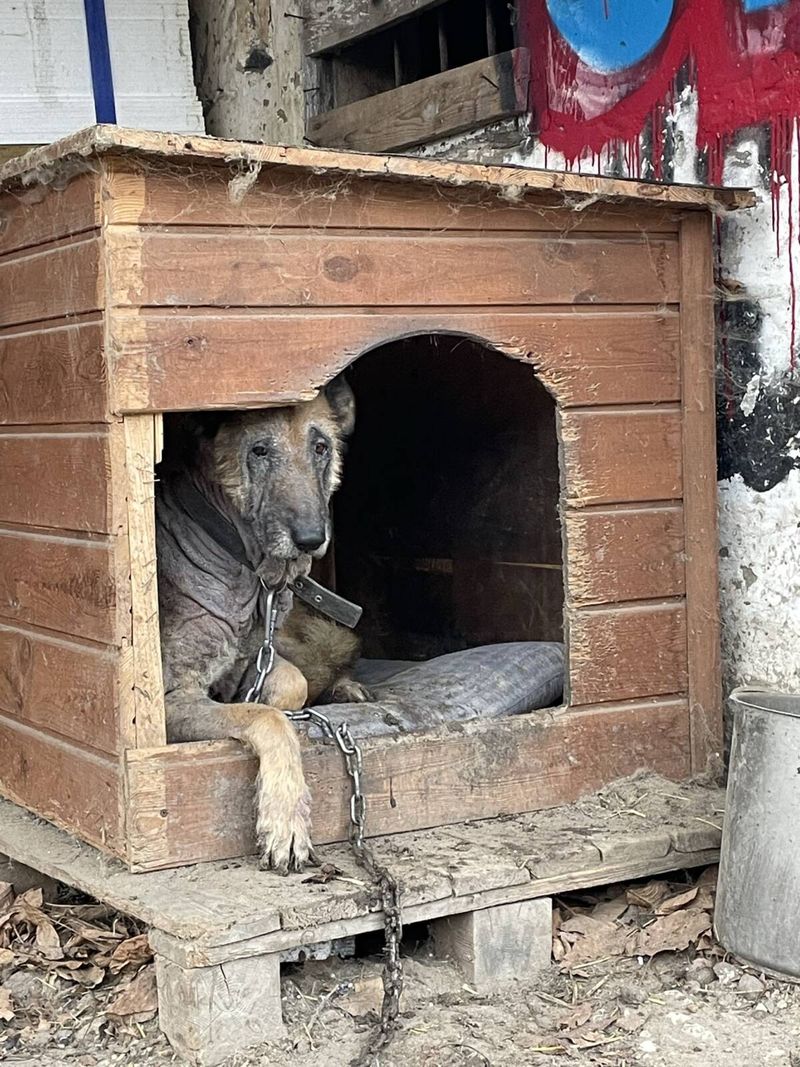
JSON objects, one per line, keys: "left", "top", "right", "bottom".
{"left": 276, "top": 602, "right": 372, "bottom": 704}
{"left": 166, "top": 675, "right": 315, "bottom": 874}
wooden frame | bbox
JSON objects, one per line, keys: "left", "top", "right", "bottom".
{"left": 0, "top": 127, "right": 739, "bottom": 872}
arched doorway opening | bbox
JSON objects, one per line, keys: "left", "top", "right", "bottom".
{"left": 332, "top": 334, "right": 564, "bottom": 667}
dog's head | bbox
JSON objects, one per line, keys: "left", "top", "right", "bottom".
{"left": 191, "top": 375, "right": 355, "bottom": 574}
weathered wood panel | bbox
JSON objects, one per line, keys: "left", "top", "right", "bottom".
{"left": 568, "top": 601, "right": 688, "bottom": 706}
{"left": 0, "top": 530, "right": 120, "bottom": 645}
{"left": 125, "top": 699, "right": 691, "bottom": 868}
{"left": 0, "top": 429, "right": 112, "bottom": 532}
{"left": 107, "top": 231, "right": 680, "bottom": 310}
{"left": 0, "top": 624, "right": 120, "bottom": 755}
{"left": 560, "top": 409, "right": 684, "bottom": 507}
{"left": 0, "top": 320, "right": 108, "bottom": 425}
{"left": 109, "top": 309, "right": 679, "bottom": 413}
{"left": 0, "top": 713, "right": 122, "bottom": 854}
{"left": 680, "top": 214, "right": 723, "bottom": 772}
{"left": 308, "top": 50, "right": 530, "bottom": 153}
{"left": 104, "top": 162, "right": 683, "bottom": 234}
{"left": 306, "top": 0, "right": 445, "bottom": 54}
{"left": 0, "top": 237, "right": 103, "bottom": 328}
{"left": 565, "top": 506, "right": 686, "bottom": 606}
{"left": 0, "top": 173, "right": 99, "bottom": 257}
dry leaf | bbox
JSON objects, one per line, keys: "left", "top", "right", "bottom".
{"left": 108, "top": 934, "right": 151, "bottom": 974}
{"left": 0, "top": 882, "right": 13, "bottom": 912}
{"left": 627, "top": 909, "right": 712, "bottom": 957}
{"left": 552, "top": 936, "right": 566, "bottom": 962}
{"left": 54, "top": 963, "right": 105, "bottom": 987}
{"left": 341, "top": 975, "right": 383, "bottom": 1017}
{"left": 302, "top": 863, "right": 344, "bottom": 885}
{"left": 34, "top": 919, "right": 64, "bottom": 961}
{"left": 0, "top": 947, "right": 14, "bottom": 967}
{"left": 626, "top": 880, "right": 669, "bottom": 909}
{"left": 105, "top": 965, "right": 158, "bottom": 1022}
{"left": 0, "top": 986, "right": 14, "bottom": 1022}
{"left": 592, "top": 893, "right": 629, "bottom": 922}
{"left": 558, "top": 1002, "right": 593, "bottom": 1030}
{"left": 655, "top": 886, "right": 699, "bottom": 915}
{"left": 560, "top": 921, "right": 629, "bottom": 969}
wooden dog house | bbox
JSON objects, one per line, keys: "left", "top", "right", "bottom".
{"left": 0, "top": 127, "right": 745, "bottom": 873}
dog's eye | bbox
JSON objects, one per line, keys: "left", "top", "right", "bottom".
{"left": 314, "top": 441, "right": 329, "bottom": 457}
{"left": 251, "top": 444, "right": 269, "bottom": 458}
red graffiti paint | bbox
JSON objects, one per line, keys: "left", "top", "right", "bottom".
{"left": 519, "top": 0, "right": 800, "bottom": 367}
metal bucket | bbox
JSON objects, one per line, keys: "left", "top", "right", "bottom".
{"left": 715, "top": 686, "right": 800, "bottom": 976}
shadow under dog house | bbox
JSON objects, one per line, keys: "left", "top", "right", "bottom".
{"left": 0, "top": 127, "right": 748, "bottom": 872}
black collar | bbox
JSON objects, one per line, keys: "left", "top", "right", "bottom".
{"left": 172, "top": 478, "right": 362, "bottom": 629}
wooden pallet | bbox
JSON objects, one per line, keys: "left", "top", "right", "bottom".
{"left": 0, "top": 773, "right": 723, "bottom": 1065}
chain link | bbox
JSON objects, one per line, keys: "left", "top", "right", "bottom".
{"left": 288, "top": 707, "right": 404, "bottom": 1066}
{"left": 244, "top": 598, "right": 404, "bottom": 1064}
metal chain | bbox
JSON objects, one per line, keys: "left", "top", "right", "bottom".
{"left": 245, "top": 591, "right": 404, "bottom": 1063}
{"left": 289, "top": 708, "right": 404, "bottom": 1066}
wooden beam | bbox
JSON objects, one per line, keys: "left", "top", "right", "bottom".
{"left": 307, "top": 48, "right": 530, "bottom": 152}
{"left": 679, "top": 214, "right": 723, "bottom": 773}
{"left": 306, "top": 0, "right": 447, "bottom": 55}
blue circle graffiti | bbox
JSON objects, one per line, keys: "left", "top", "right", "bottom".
{"left": 545, "top": 0, "right": 676, "bottom": 74}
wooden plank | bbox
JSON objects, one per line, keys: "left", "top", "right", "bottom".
{"left": 0, "top": 429, "right": 112, "bottom": 533}
{"left": 108, "top": 230, "right": 679, "bottom": 311}
{"left": 568, "top": 602, "right": 688, "bottom": 706}
{"left": 560, "top": 408, "right": 683, "bottom": 507}
{"left": 565, "top": 506, "right": 686, "bottom": 606}
{"left": 0, "top": 172, "right": 98, "bottom": 257}
{"left": 0, "top": 127, "right": 755, "bottom": 211}
{"left": 0, "top": 320, "right": 109, "bottom": 424}
{"left": 123, "top": 416, "right": 166, "bottom": 749}
{"left": 306, "top": 0, "right": 445, "bottom": 54}
{"left": 679, "top": 214, "right": 723, "bottom": 772}
{"left": 0, "top": 623, "right": 120, "bottom": 755}
{"left": 124, "top": 699, "right": 691, "bottom": 869}
{"left": 110, "top": 309, "right": 681, "bottom": 414}
{"left": 0, "top": 529, "right": 120, "bottom": 645}
{"left": 104, "top": 160, "right": 683, "bottom": 234}
{"left": 0, "top": 713, "right": 123, "bottom": 855}
{"left": 0, "top": 237, "right": 103, "bottom": 328}
{"left": 308, "top": 50, "right": 530, "bottom": 153}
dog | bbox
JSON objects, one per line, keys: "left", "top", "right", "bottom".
{"left": 156, "top": 375, "right": 367, "bottom": 873}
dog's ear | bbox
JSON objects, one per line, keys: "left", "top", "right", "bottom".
{"left": 325, "top": 374, "right": 356, "bottom": 437}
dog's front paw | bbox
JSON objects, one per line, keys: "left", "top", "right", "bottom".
{"left": 329, "top": 676, "right": 373, "bottom": 704}
{"left": 256, "top": 782, "right": 319, "bottom": 875}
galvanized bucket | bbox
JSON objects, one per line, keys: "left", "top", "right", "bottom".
{"left": 715, "top": 686, "right": 800, "bottom": 977}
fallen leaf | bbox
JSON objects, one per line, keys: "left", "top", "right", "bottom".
{"left": 0, "top": 987, "right": 14, "bottom": 1022}
{"left": 108, "top": 934, "right": 151, "bottom": 974}
{"left": 617, "top": 1008, "right": 646, "bottom": 1032}
{"left": 558, "top": 1002, "right": 593, "bottom": 1030}
{"left": 302, "top": 863, "right": 344, "bottom": 885}
{"left": 54, "top": 963, "right": 105, "bottom": 987}
{"left": 15, "top": 888, "right": 43, "bottom": 910}
{"left": 627, "top": 909, "right": 711, "bottom": 957}
{"left": 0, "top": 883, "right": 12, "bottom": 912}
{"left": 592, "top": 893, "right": 629, "bottom": 922}
{"left": 34, "top": 918, "right": 64, "bottom": 961}
{"left": 341, "top": 975, "right": 383, "bottom": 1017}
{"left": 561, "top": 914, "right": 609, "bottom": 935}
{"left": 552, "top": 937, "right": 566, "bottom": 962}
{"left": 654, "top": 886, "right": 698, "bottom": 914}
{"left": 105, "top": 965, "right": 158, "bottom": 1022}
{"left": 626, "top": 881, "right": 669, "bottom": 909}
{"left": 560, "top": 921, "right": 629, "bottom": 969}
{"left": 0, "top": 947, "right": 14, "bottom": 967}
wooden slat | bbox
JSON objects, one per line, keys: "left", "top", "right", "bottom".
{"left": 0, "top": 713, "right": 123, "bottom": 855}
{"left": 107, "top": 230, "right": 680, "bottom": 311}
{"left": 109, "top": 309, "right": 680, "bottom": 413}
{"left": 565, "top": 506, "right": 686, "bottom": 606}
{"left": 568, "top": 602, "right": 688, "bottom": 706}
{"left": 306, "top": 0, "right": 445, "bottom": 54}
{"left": 0, "top": 237, "right": 103, "bottom": 328}
{"left": 0, "top": 530, "right": 120, "bottom": 645}
{"left": 124, "top": 699, "right": 691, "bottom": 869}
{"left": 0, "top": 173, "right": 99, "bottom": 257}
{"left": 308, "top": 50, "right": 530, "bottom": 153}
{"left": 0, "top": 430, "right": 112, "bottom": 533}
{"left": 0, "top": 623, "right": 120, "bottom": 755}
{"left": 104, "top": 162, "right": 683, "bottom": 234}
{"left": 560, "top": 409, "right": 683, "bottom": 507}
{"left": 679, "top": 214, "right": 723, "bottom": 772}
{"left": 0, "top": 320, "right": 109, "bottom": 424}
{"left": 123, "top": 416, "right": 166, "bottom": 748}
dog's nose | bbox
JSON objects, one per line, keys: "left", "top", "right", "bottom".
{"left": 291, "top": 523, "right": 326, "bottom": 553}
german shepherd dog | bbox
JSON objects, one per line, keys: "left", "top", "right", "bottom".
{"left": 156, "top": 377, "right": 367, "bottom": 873}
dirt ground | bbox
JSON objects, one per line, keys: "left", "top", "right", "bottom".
{"left": 2, "top": 866, "right": 799, "bottom": 1067}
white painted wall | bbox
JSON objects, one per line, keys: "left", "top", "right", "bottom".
{"left": 0, "top": 0, "right": 203, "bottom": 143}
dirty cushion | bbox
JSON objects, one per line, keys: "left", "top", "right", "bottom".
{"left": 306, "top": 641, "right": 565, "bottom": 740}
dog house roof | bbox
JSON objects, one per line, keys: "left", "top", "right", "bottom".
{"left": 0, "top": 124, "right": 754, "bottom": 211}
